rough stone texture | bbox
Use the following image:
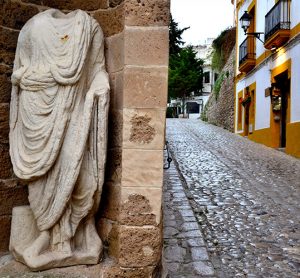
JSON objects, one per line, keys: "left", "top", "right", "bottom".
{"left": 0, "top": 103, "right": 9, "bottom": 143}
{"left": 119, "top": 226, "right": 161, "bottom": 267}
{"left": 92, "top": 5, "right": 125, "bottom": 37}
{"left": 101, "top": 265, "right": 159, "bottom": 278}
{"left": 110, "top": 0, "right": 124, "bottom": 8}
{"left": 129, "top": 114, "right": 156, "bottom": 144}
{"left": 124, "top": 66, "right": 168, "bottom": 108}
{"left": 166, "top": 119, "right": 300, "bottom": 277}
{"left": 0, "top": 216, "right": 11, "bottom": 252}
{"left": 125, "top": 0, "right": 170, "bottom": 26}
{"left": 204, "top": 48, "right": 235, "bottom": 132}
{"left": 123, "top": 108, "right": 165, "bottom": 150}
{"left": 0, "top": 0, "right": 39, "bottom": 30}
{"left": 120, "top": 189, "right": 163, "bottom": 226}
{"left": 124, "top": 27, "right": 169, "bottom": 66}
{"left": 0, "top": 143, "right": 13, "bottom": 179}
{"left": 0, "top": 27, "right": 19, "bottom": 66}
{"left": 0, "top": 180, "right": 28, "bottom": 216}
{"left": 43, "top": 0, "right": 109, "bottom": 10}
{"left": 0, "top": 65, "right": 12, "bottom": 103}
{"left": 122, "top": 149, "right": 163, "bottom": 188}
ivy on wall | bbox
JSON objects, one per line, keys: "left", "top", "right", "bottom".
{"left": 211, "top": 27, "right": 236, "bottom": 72}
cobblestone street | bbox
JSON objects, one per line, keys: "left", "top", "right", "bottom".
{"left": 163, "top": 119, "right": 300, "bottom": 277}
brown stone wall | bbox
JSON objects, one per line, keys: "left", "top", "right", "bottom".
{"left": 204, "top": 48, "right": 235, "bottom": 132}
{"left": 0, "top": 0, "right": 169, "bottom": 276}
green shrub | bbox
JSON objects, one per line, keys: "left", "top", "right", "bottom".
{"left": 213, "top": 72, "right": 225, "bottom": 100}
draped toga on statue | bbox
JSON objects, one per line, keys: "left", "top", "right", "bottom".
{"left": 9, "top": 9, "right": 109, "bottom": 270}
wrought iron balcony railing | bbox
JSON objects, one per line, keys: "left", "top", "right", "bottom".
{"left": 239, "top": 36, "right": 255, "bottom": 66}
{"left": 265, "top": 0, "right": 290, "bottom": 43}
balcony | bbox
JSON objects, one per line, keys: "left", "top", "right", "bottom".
{"left": 239, "top": 36, "right": 255, "bottom": 73}
{"left": 264, "top": 0, "right": 290, "bottom": 49}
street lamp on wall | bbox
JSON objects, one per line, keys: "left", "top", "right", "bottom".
{"left": 240, "top": 11, "right": 265, "bottom": 44}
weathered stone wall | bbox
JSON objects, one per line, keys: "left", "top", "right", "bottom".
{"left": 204, "top": 48, "right": 235, "bottom": 132}
{"left": 0, "top": 0, "right": 169, "bottom": 276}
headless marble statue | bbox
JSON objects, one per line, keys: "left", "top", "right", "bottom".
{"left": 9, "top": 9, "right": 109, "bottom": 270}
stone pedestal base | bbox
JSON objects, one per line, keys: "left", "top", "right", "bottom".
{"left": 10, "top": 206, "right": 102, "bottom": 271}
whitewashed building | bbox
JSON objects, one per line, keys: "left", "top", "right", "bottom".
{"left": 172, "top": 39, "right": 218, "bottom": 119}
{"left": 234, "top": 0, "right": 300, "bottom": 158}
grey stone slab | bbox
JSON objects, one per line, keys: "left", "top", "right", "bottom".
{"left": 164, "top": 245, "right": 186, "bottom": 263}
{"left": 191, "top": 247, "right": 210, "bottom": 261}
{"left": 187, "top": 237, "right": 206, "bottom": 247}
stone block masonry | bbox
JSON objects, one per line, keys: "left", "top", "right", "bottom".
{"left": 0, "top": 0, "right": 170, "bottom": 276}
{"left": 204, "top": 48, "right": 235, "bottom": 132}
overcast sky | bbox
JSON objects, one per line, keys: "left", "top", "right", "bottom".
{"left": 171, "top": 0, "right": 235, "bottom": 46}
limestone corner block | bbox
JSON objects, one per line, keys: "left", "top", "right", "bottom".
{"left": 92, "top": 5, "right": 125, "bottom": 37}
{"left": 119, "top": 225, "right": 161, "bottom": 267}
{"left": 124, "top": 66, "right": 168, "bottom": 108}
{"left": 122, "top": 149, "right": 163, "bottom": 188}
{"left": 109, "top": 72, "right": 123, "bottom": 111}
{"left": 120, "top": 187, "right": 162, "bottom": 226}
{"left": 99, "top": 182, "right": 121, "bottom": 221}
{"left": 125, "top": 0, "right": 170, "bottom": 26}
{"left": 123, "top": 108, "right": 166, "bottom": 150}
{"left": 105, "top": 148, "right": 122, "bottom": 184}
{"left": 105, "top": 33, "right": 124, "bottom": 73}
{"left": 108, "top": 110, "right": 123, "bottom": 149}
{"left": 124, "top": 27, "right": 169, "bottom": 66}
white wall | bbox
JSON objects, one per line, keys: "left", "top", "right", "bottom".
{"left": 255, "top": 0, "right": 268, "bottom": 58}
{"left": 254, "top": 65, "right": 272, "bottom": 129}
{"left": 290, "top": 44, "right": 300, "bottom": 122}
{"left": 236, "top": 64, "right": 271, "bottom": 131}
{"left": 291, "top": 0, "right": 300, "bottom": 29}
{"left": 235, "top": 0, "right": 300, "bottom": 133}
{"left": 236, "top": 41, "right": 300, "bottom": 132}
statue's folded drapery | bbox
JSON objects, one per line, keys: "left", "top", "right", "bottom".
{"left": 9, "top": 9, "right": 109, "bottom": 270}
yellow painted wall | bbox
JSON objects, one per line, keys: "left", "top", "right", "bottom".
{"left": 286, "top": 122, "right": 300, "bottom": 158}
{"left": 249, "top": 107, "right": 280, "bottom": 148}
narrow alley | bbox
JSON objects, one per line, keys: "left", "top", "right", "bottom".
{"left": 163, "top": 119, "right": 300, "bottom": 278}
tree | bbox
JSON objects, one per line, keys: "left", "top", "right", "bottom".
{"left": 168, "top": 17, "right": 204, "bottom": 114}
{"left": 169, "top": 15, "right": 189, "bottom": 56}
{"left": 168, "top": 46, "right": 204, "bottom": 109}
